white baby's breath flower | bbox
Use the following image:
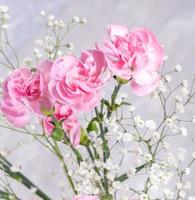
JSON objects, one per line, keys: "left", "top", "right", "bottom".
{"left": 176, "top": 182, "right": 183, "bottom": 190}
{"left": 192, "top": 116, "right": 195, "bottom": 123}
{"left": 192, "top": 152, "right": 195, "bottom": 159}
{"left": 127, "top": 167, "right": 136, "bottom": 177}
{"left": 72, "top": 16, "right": 80, "bottom": 23}
{"left": 10, "top": 165, "right": 21, "bottom": 172}
{"left": 127, "top": 105, "right": 135, "bottom": 112}
{"left": 144, "top": 153, "right": 153, "bottom": 162}
{"left": 185, "top": 167, "right": 191, "bottom": 175}
{"left": 163, "top": 188, "right": 173, "bottom": 199}
{"left": 180, "top": 127, "right": 187, "bottom": 136}
{"left": 112, "top": 181, "right": 122, "bottom": 190}
{"left": 176, "top": 102, "right": 184, "bottom": 113}
{"left": 134, "top": 115, "right": 145, "bottom": 128}
{"left": 30, "top": 187, "right": 38, "bottom": 193}
{"left": 165, "top": 118, "right": 174, "bottom": 127}
{"left": 163, "top": 55, "right": 168, "bottom": 61}
{"left": 139, "top": 193, "right": 149, "bottom": 200}
{"left": 180, "top": 87, "right": 189, "bottom": 96}
{"left": 184, "top": 181, "right": 191, "bottom": 189}
{"left": 164, "top": 74, "right": 172, "bottom": 82}
{"left": 175, "top": 64, "right": 182, "bottom": 72}
{"left": 40, "top": 10, "right": 46, "bottom": 16}
{"left": 175, "top": 95, "right": 183, "bottom": 102}
{"left": 80, "top": 17, "right": 87, "bottom": 24}
{"left": 151, "top": 131, "right": 160, "bottom": 140}
{"left": 179, "top": 190, "right": 186, "bottom": 198}
{"left": 182, "top": 80, "right": 188, "bottom": 88}
{"left": 146, "top": 120, "right": 156, "bottom": 130}
{"left": 66, "top": 42, "right": 74, "bottom": 51}
{"left": 0, "top": 5, "right": 9, "bottom": 13}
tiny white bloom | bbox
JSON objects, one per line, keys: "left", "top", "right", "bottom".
{"left": 72, "top": 16, "right": 80, "bottom": 23}
{"left": 175, "top": 64, "right": 182, "bottom": 72}
{"left": 139, "top": 193, "right": 149, "bottom": 200}
{"left": 146, "top": 120, "right": 156, "bottom": 130}
{"left": 180, "top": 127, "right": 188, "bottom": 136}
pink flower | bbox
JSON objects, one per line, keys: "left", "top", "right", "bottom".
{"left": 1, "top": 60, "right": 53, "bottom": 127}
{"left": 49, "top": 50, "right": 109, "bottom": 112}
{"left": 102, "top": 24, "right": 164, "bottom": 96}
{"left": 43, "top": 103, "right": 81, "bottom": 146}
{"left": 1, "top": 94, "right": 30, "bottom": 127}
{"left": 72, "top": 195, "right": 99, "bottom": 200}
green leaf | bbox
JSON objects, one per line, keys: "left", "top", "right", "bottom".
{"left": 51, "top": 127, "right": 64, "bottom": 141}
{"left": 80, "top": 127, "right": 90, "bottom": 146}
{"left": 87, "top": 121, "right": 98, "bottom": 133}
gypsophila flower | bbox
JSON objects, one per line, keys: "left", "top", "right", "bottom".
{"left": 175, "top": 95, "right": 183, "bottom": 102}
{"left": 176, "top": 182, "right": 183, "bottom": 190}
{"left": 80, "top": 17, "right": 87, "bottom": 24}
{"left": 179, "top": 190, "right": 186, "bottom": 198}
{"left": 163, "top": 188, "right": 173, "bottom": 199}
{"left": 184, "top": 182, "right": 191, "bottom": 189}
{"left": 144, "top": 153, "right": 153, "bottom": 162}
{"left": 127, "top": 167, "right": 136, "bottom": 177}
{"left": 176, "top": 102, "right": 185, "bottom": 113}
{"left": 185, "top": 167, "right": 191, "bottom": 175}
{"left": 182, "top": 80, "right": 189, "bottom": 88}
{"left": 192, "top": 116, "right": 195, "bottom": 123}
{"left": 175, "top": 64, "right": 182, "bottom": 72}
{"left": 163, "top": 55, "right": 168, "bottom": 61}
{"left": 151, "top": 131, "right": 160, "bottom": 140}
{"left": 139, "top": 193, "right": 149, "bottom": 200}
{"left": 10, "top": 165, "right": 21, "bottom": 172}
{"left": 145, "top": 120, "right": 156, "bottom": 130}
{"left": 40, "top": 10, "right": 46, "bottom": 16}
{"left": 180, "top": 127, "right": 188, "bottom": 136}
{"left": 192, "top": 152, "right": 195, "bottom": 159}
{"left": 180, "top": 87, "right": 189, "bottom": 96}
{"left": 72, "top": 16, "right": 80, "bottom": 23}
{"left": 164, "top": 74, "right": 172, "bottom": 82}
{"left": 134, "top": 115, "right": 145, "bottom": 128}
{"left": 66, "top": 42, "right": 74, "bottom": 51}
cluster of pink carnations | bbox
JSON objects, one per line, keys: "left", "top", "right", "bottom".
{"left": 1, "top": 24, "right": 164, "bottom": 200}
{"left": 1, "top": 25, "right": 163, "bottom": 145}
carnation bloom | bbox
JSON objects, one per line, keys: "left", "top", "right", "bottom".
{"left": 43, "top": 103, "right": 81, "bottom": 146}
{"left": 72, "top": 195, "right": 99, "bottom": 200}
{"left": 0, "top": 60, "right": 53, "bottom": 127}
{"left": 49, "top": 50, "right": 109, "bottom": 112}
{"left": 102, "top": 24, "right": 164, "bottom": 96}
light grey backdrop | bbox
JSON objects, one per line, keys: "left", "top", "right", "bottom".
{"left": 0, "top": 0, "right": 195, "bottom": 199}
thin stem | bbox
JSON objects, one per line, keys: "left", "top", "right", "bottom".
{"left": 0, "top": 155, "right": 51, "bottom": 200}
{"left": 52, "top": 140, "right": 77, "bottom": 195}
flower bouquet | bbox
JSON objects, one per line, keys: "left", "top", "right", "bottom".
{"left": 0, "top": 5, "right": 195, "bottom": 200}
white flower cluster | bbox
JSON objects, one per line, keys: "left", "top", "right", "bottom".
{"left": 74, "top": 161, "right": 101, "bottom": 195}
{"left": 0, "top": 5, "right": 9, "bottom": 29}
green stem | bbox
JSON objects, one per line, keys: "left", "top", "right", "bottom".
{"left": 107, "top": 84, "right": 122, "bottom": 118}
{"left": 115, "top": 163, "right": 148, "bottom": 182}
{"left": 52, "top": 140, "right": 77, "bottom": 195}
{"left": 95, "top": 107, "right": 110, "bottom": 195}
{"left": 0, "top": 155, "right": 51, "bottom": 200}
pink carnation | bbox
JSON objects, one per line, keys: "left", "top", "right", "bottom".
{"left": 43, "top": 103, "right": 81, "bottom": 146}
{"left": 102, "top": 24, "right": 164, "bottom": 96}
{"left": 49, "top": 50, "right": 109, "bottom": 112}
{"left": 1, "top": 60, "right": 53, "bottom": 127}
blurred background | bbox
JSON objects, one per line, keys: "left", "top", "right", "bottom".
{"left": 0, "top": 0, "right": 195, "bottom": 199}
